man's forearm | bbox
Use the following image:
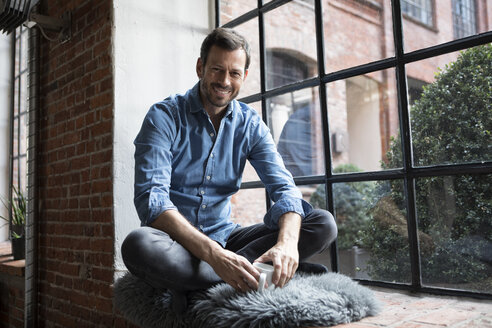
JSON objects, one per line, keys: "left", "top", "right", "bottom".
{"left": 150, "top": 209, "right": 222, "bottom": 263}
{"left": 277, "top": 211, "right": 302, "bottom": 245}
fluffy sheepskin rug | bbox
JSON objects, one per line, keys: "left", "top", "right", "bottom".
{"left": 114, "top": 272, "right": 381, "bottom": 328}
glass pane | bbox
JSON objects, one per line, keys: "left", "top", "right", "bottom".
{"left": 267, "top": 86, "right": 324, "bottom": 177}
{"left": 310, "top": 180, "right": 411, "bottom": 282}
{"left": 416, "top": 174, "right": 492, "bottom": 293}
{"left": 324, "top": 0, "right": 391, "bottom": 72}
{"left": 19, "top": 157, "right": 26, "bottom": 192}
{"left": 19, "top": 69, "right": 27, "bottom": 114}
{"left": 13, "top": 117, "right": 19, "bottom": 157}
{"left": 301, "top": 184, "right": 325, "bottom": 209}
{"left": 242, "top": 101, "right": 262, "bottom": 183}
{"left": 19, "top": 113, "right": 27, "bottom": 155}
{"left": 12, "top": 159, "right": 19, "bottom": 190}
{"left": 327, "top": 69, "right": 401, "bottom": 173}
{"left": 408, "top": 44, "right": 492, "bottom": 166}
{"left": 231, "top": 188, "right": 266, "bottom": 227}
{"left": 264, "top": 0, "right": 317, "bottom": 90}
{"left": 20, "top": 27, "right": 28, "bottom": 72}
{"left": 403, "top": 0, "right": 491, "bottom": 53}
{"left": 220, "top": 0, "right": 257, "bottom": 25}
{"left": 300, "top": 184, "right": 334, "bottom": 270}
{"left": 342, "top": 179, "right": 410, "bottom": 282}
{"left": 235, "top": 18, "right": 261, "bottom": 99}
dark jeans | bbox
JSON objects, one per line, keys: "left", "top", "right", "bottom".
{"left": 121, "top": 209, "right": 337, "bottom": 292}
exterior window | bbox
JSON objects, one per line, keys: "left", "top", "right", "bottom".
{"left": 218, "top": 0, "right": 492, "bottom": 297}
{"left": 401, "top": 0, "right": 433, "bottom": 26}
{"left": 267, "top": 51, "right": 309, "bottom": 90}
{"left": 12, "top": 26, "right": 29, "bottom": 195}
{"left": 1, "top": 26, "right": 29, "bottom": 242}
{"left": 452, "top": 0, "right": 477, "bottom": 39}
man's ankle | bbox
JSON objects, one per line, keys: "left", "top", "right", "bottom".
{"left": 297, "top": 262, "right": 329, "bottom": 275}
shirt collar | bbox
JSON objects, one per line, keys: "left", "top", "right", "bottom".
{"left": 189, "top": 82, "right": 235, "bottom": 119}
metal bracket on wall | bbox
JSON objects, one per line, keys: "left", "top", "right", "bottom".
{"left": 25, "top": 11, "right": 71, "bottom": 43}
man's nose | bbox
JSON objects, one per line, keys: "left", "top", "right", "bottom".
{"left": 217, "top": 71, "right": 231, "bottom": 86}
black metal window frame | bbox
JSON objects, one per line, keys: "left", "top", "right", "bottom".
{"left": 215, "top": 0, "right": 492, "bottom": 299}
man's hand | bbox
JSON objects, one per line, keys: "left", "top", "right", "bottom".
{"left": 208, "top": 248, "right": 260, "bottom": 293}
{"left": 152, "top": 210, "right": 259, "bottom": 292}
{"left": 254, "top": 240, "right": 299, "bottom": 288}
{"left": 254, "top": 211, "right": 302, "bottom": 288}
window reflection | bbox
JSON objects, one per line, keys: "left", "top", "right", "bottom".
{"left": 267, "top": 87, "right": 324, "bottom": 177}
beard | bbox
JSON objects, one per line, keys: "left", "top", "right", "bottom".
{"left": 201, "top": 81, "right": 239, "bottom": 109}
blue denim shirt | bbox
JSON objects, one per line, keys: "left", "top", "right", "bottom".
{"left": 134, "top": 82, "right": 312, "bottom": 246}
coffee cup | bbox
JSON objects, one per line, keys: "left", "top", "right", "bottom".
{"left": 253, "top": 262, "right": 275, "bottom": 292}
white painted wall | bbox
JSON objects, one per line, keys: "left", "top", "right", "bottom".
{"left": 0, "top": 34, "right": 11, "bottom": 242}
{"left": 113, "top": 0, "right": 213, "bottom": 273}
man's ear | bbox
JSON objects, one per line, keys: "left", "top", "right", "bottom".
{"left": 243, "top": 69, "right": 249, "bottom": 81}
{"left": 196, "top": 58, "right": 203, "bottom": 79}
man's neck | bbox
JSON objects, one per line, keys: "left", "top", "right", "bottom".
{"left": 207, "top": 109, "right": 226, "bottom": 132}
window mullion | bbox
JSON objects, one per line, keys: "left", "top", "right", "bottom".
{"left": 392, "top": 0, "right": 422, "bottom": 290}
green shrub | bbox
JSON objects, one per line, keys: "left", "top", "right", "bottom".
{"left": 362, "top": 44, "right": 492, "bottom": 284}
{"left": 311, "top": 164, "right": 377, "bottom": 249}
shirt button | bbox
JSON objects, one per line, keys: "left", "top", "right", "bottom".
{"left": 199, "top": 225, "right": 204, "bottom": 230}
{"left": 210, "top": 154, "right": 214, "bottom": 158}
{"left": 210, "top": 132, "right": 215, "bottom": 137}
{"left": 202, "top": 204, "right": 206, "bottom": 209}
{"left": 200, "top": 190, "right": 205, "bottom": 195}
{"left": 206, "top": 175, "right": 211, "bottom": 180}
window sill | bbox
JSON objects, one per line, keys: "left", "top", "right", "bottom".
{"left": 0, "top": 241, "right": 25, "bottom": 277}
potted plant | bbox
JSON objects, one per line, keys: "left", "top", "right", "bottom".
{"left": 0, "top": 186, "right": 26, "bottom": 260}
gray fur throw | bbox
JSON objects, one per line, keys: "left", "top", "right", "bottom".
{"left": 114, "top": 272, "right": 381, "bottom": 328}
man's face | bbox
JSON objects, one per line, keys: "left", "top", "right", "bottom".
{"left": 197, "top": 45, "right": 248, "bottom": 113}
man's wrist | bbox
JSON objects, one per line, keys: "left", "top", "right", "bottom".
{"left": 277, "top": 212, "right": 302, "bottom": 243}
{"left": 202, "top": 239, "right": 224, "bottom": 264}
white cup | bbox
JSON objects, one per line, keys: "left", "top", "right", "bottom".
{"left": 253, "top": 262, "right": 275, "bottom": 292}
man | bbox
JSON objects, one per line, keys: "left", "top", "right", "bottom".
{"left": 122, "top": 27, "right": 337, "bottom": 314}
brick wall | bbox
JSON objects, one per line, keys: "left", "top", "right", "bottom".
{"left": 35, "top": 0, "right": 133, "bottom": 326}
{"left": 0, "top": 275, "right": 25, "bottom": 328}
{"left": 0, "top": 242, "right": 25, "bottom": 328}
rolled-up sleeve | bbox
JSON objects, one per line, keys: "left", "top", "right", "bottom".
{"left": 248, "top": 119, "right": 313, "bottom": 229}
{"left": 134, "top": 102, "right": 178, "bottom": 226}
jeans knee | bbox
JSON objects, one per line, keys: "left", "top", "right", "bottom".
{"left": 307, "top": 209, "right": 338, "bottom": 251}
{"left": 121, "top": 227, "right": 154, "bottom": 268}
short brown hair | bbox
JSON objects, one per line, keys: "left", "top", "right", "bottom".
{"left": 200, "top": 27, "right": 251, "bottom": 71}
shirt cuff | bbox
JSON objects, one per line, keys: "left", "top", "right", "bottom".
{"left": 263, "top": 198, "right": 313, "bottom": 229}
{"left": 147, "top": 204, "right": 178, "bottom": 226}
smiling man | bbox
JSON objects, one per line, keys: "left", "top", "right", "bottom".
{"left": 121, "top": 28, "right": 337, "bottom": 314}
